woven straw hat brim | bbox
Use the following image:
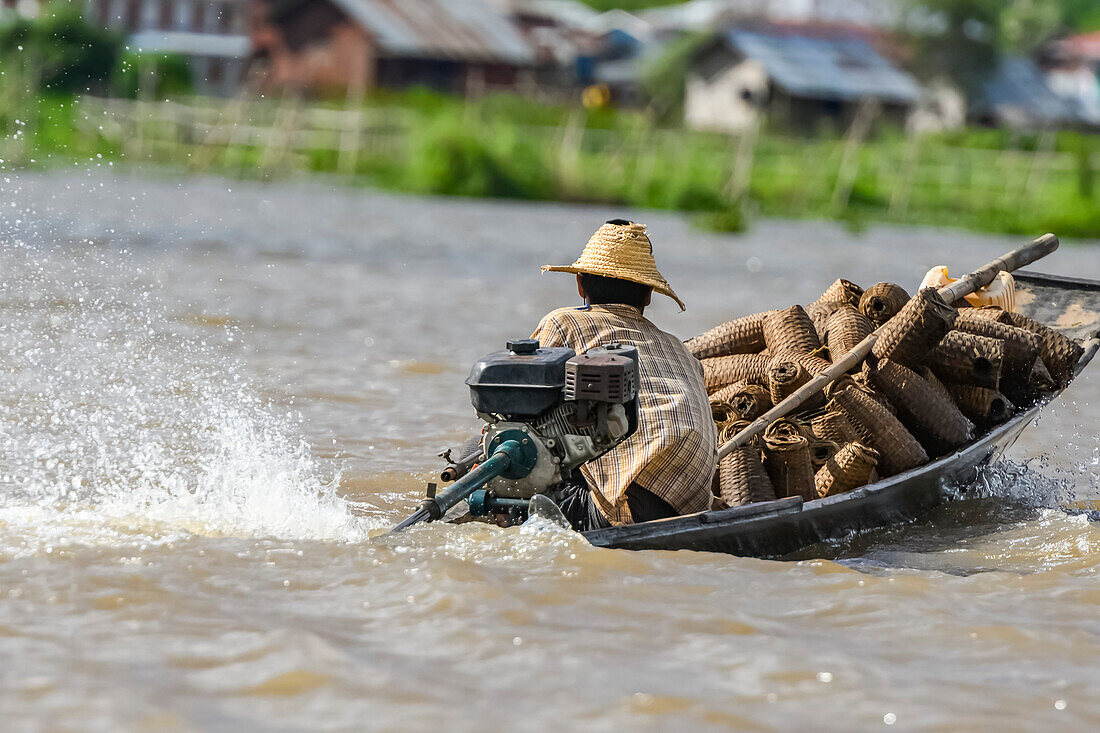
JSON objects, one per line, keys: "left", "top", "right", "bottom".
{"left": 543, "top": 221, "right": 685, "bottom": 310}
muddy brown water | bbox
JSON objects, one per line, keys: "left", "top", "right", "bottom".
{"left": 2, "top": 171, "right": 1099, "bottom": 731}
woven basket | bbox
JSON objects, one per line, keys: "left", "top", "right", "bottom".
{"left": 872, "top": 288, "right": 957, "bottom": 368}
{"left": 686, "top": 310, "right": 772, "bottom": 359}
{"left": 767, "top": 356, "right": 812, "bottom": 405}
{"left": 710, "top": 380, "right": 771, "bottom": 419}
{"left": 810, "top": 438, "right": 839, "bottom": 469}
{"left": 1003, "top": 311, "right": 1085, "bottom": 387}
{"left": 945, "top": 383, "right": 1015, "bottom": 428}
{"left": 774, "top": 350, "right": 832, "bottom": 376}
{"left": 719, "top": 447, "right": 777, "bottom": 507}
{"left": 859, "top": 282, "right": 910, "bottom": 327}
{"left": 865, "top": 358, "right": 973, "bottom": 455}
{"left": 734, "top": 383, "right": 772, "bottom": 421}
{"left": 929, "top": 331, "right": 1004, "bottom": 390}
{"left": 825, "top": 304, "right": 874, "bottom": 362}
{"left": 702, "top": 353, "right": 771, "bottom": 393}
{"left": 823, "top": 374, "right": 856, "bottom": 401}
{"left": 1029, "top": 357, "right": 1055, "bottom": 394}
{"left": 807, "top": 299, "right": 845, "bottom": 341}
{"left": 965, "top": 306, "right": 1011, "bottom": 324}
{"left": 815, "top": 278, "right": 864, "bottom": 308}
{"left": 814, "top": 442, "right": 880, "bottom": 498}
{"left": 919, "top": 366, "right": 954, "bottom": 403}
{"left": 710, "top": 380, "right": 748, "bottom": 406}
{"left": 766, "top": 418, "right": 805, "bottom": 440}
{"left": 954, "top": 310, "right": 1041, "bottom": 378}
{"left": 711, "top": 400, "right": 738, "bottom": 426}
{"left": 763, "top": 427, "right": 816, "bottom": 501}
{"left": 828, "top": 386, "right": 928, "bottom": 477}
{"left": 851, "top": 371, "right": 899, "bottom": 415}
{"left": 810, "top": 411, "right": 859, "bottom": 444}
{"left": 719, "top": 421, "right": 776, "bottom": 506}
{"left": 763, "top": 305, "right": 821, "bottom": 355}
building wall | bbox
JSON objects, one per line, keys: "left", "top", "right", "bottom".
{"left": 251, "top": 0, "right": 373, "bottom": 96}
{"left": 250, "top": 0, "right": 530, "bottom": 97}
{"left": 684, "top": 59, "right": 768, "bottom": 134}
{"left": 86, "top": 0, "right": 247, "bottom": 35}
{"left": 83, "top": 0, "right": 249, "bottom": 96}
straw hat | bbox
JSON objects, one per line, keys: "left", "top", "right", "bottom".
{"left": 542, "top": 219, "right": 685, "bottom": 310}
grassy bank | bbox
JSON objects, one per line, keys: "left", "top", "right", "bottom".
{"left": 3, "top": 89, "right": 1099, "bottom": 238}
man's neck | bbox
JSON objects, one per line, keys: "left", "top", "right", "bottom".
{"left": 588, "top": 301, "right": 644, "bottom": 316}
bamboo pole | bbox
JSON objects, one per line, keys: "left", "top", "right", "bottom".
{"left": 726, "top": 114, "right": 759, "bottom": 201}
{"left": 716, "top": 233, "right": 1061, "bottom": 461}
{"left": 831, "top": 98, "right": 880, "bottom": 212}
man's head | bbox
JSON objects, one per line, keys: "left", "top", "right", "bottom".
{"left": 541, "top": 219, "right": 686, "bottom": 311}
{"left": 576, "top": 273, "right": 653, "bottom": 311}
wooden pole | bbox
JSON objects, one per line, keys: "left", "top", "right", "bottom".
{"left": 338, "top": 80, "right": 366, "bottom": 178}
{"left": 716, "top": 233, "right": 1061, "bottom": 460}
{"left": 831, "top": 98, "right": 880, "bottom": 212}
{"left": 889, "top": 130, "right": 922, "bottom": 217}
{"left": 726, "top": 114, "right": 759, "bottom": 201}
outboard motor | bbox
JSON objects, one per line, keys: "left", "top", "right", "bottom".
{"left": 391, "top": 339, "right": 638, "bottom": 531}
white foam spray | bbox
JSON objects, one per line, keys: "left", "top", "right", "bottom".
{"left": 0, "top": 230, "right": 369, "bottom": 552}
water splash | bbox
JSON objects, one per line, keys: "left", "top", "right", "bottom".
{"left": 0, "top": 234, "right": 368, "bottom": 550}
{"left": 943, "top": 458, "right": 1076, "bottom": 509}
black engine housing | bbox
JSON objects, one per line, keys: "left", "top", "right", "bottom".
{"left": 466, "top": 339, "right": 575, "bottom": 417}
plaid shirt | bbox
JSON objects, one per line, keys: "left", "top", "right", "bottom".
{"left": 532, "top": 304, "right": 716, "bottom": 525}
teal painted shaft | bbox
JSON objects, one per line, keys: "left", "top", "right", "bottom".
{"left": 390, "top": 440, "right": 523, "bottom": 532}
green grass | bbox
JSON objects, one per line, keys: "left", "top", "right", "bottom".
{"left": 5, "top": 88, "right": 1099, "bottom": 239}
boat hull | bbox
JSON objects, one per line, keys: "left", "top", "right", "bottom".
{"left": 582, "top": 398, "right": 1038, "bottom": 557}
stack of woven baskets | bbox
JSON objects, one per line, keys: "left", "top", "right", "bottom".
{"left": 689, "top": 279, "right": 1085, "bottom": 510}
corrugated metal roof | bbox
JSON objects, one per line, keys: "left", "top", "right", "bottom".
{"left": 975, "top": 56, "right": 1082, "bottom": 127}
{"left": 131, "top": 31, "right": 250, "bottom": 58}
{"left": 725, "top": 29, "right": 921, "bottom": 104}
{"left": 330, "top": 0, "right": 535, "bottom": 65}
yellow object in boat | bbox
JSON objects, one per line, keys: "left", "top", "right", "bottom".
{"left": 919, "top": 266, "right": 1016, "bottom": 312}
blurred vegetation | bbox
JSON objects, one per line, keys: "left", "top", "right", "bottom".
{"left": 111, "top": 51, "right": 193, "bottom": 99}
{"left": 7, "top": 88, "right": 1094, "bottom": 238}
{"left": 578, "top": 0, "right": 686, "bottom": 11}
{"left": 2, "top": 0, "right": 1098, "bottom": 240}
{"left": 904, "top": 0, "right": 1100, "bottom": 91}
{"left": 0, "top": 2, "right": 122, "bottom": 94}
{"left": 640, "top": 31, "right": 713, "bottom": 122}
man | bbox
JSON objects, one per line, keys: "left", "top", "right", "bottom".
{"left": 533, "top": 219, "right": 717, "bottom": 530}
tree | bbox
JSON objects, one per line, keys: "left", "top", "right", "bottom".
{"left": 903, "top": 0, "right": 1076, "bottom": 92}
{"left": 640, "top": 31, "right": 713, "bottom": 121}
{"left": 0, "top": 1, "right": 123, "bottom": 94}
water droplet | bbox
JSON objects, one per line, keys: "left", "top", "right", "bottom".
{"left": 883, "top": 713, "right": 897, "bottom": 725}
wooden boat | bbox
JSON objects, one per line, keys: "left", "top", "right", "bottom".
{"left": 582, "top": 271, "right": 1100, "bottom": 559}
